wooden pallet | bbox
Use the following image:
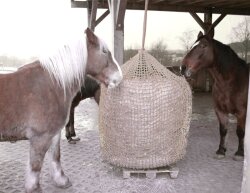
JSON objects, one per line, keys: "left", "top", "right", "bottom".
{"left": 122, "top": 165, "right": 179, "bottom": 179}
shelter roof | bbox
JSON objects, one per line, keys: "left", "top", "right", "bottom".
{"left": 72, "top": 0, "right": 250, "bottom": 16}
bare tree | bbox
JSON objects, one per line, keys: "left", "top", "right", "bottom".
{"left": 124, "top": 48, "right": 138, "bottom": 63}
{"left": 232, "top": 17, "right": 250, "bottom": 62}
{"left": 0, "top": 55, "right": 26, "bottom": 67}
{"left": 179, "top": 30, "right": 196, "bottom": 53}
{"left": 149, "top": 39, "right": 172, "bottom": 67}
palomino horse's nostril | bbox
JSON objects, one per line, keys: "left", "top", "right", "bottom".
{"left": 106, "top": 71, "right": 122, "bottom": 89}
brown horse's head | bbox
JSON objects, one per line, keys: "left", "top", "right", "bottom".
{"left": 181, "top": 31, "right": 214, "bottom": 78}
{"left": 85, "top": 28, "right": 123, "bottom": 89}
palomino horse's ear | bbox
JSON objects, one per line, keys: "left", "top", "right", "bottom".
{"left": 85, "top": 27, "right": 99, "bottom": 46}
{"left": 198, "top": 31, "right": 203, "bottom": 39}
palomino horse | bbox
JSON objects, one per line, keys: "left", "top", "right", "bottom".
{"left": 65, "top": 75, "right": 100, "bottom": 144}
{"left": 182, "top": 31, "right": 249, "bottom": 161}
{"left": 0, "top": 28, "right": 122, "bottom": 193}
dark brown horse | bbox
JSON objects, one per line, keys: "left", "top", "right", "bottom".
{"left": 65, "top": 75, "right": 100, "bottom": 144}
{"left": 0, "top": 28, "right": 122, "bottom": 193}
{"left": 182, "top": 31, "right": 249, "bottom": 161}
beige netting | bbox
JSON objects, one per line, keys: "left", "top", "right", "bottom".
{"left": 99, "top": 50, "right": 192, "bottom": 169}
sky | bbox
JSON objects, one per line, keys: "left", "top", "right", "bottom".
{"left": 0, "top": 0, "right": 249, "bottom": 59}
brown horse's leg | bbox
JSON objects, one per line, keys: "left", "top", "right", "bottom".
{"left": 69, "top": 106, "right": 76, "bottom": 137}
{"left": 235, "top": 126, "right": 244, "bottom": 159}
{"left": 234, "top": 112, "right": 245, "bottom": 160}
{"left": 215, "top": 110, "right": 229, "bottom": 159}
{"left": 25, "top": 135, "right": 52, "bottom": 193}
{"left": 65, "top": 120, "right": 71, "bottom": 140}
{"left": 48, "top": 132, "right": 72, "bottom": 188}
{"left": 65, "top": 105, "right": 75, "bottom": 140}
{"left": 66, "top": 106, "right": 80, "bottom": 144}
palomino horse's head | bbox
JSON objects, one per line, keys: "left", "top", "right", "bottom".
{"left": 85, "top": 28, "right": 123, "bottom": 88}
{"left": 181, "top": 31, "right": 214, "bottom": 78}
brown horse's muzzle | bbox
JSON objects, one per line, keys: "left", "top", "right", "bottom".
{"left": 180, "top": 65, "right": 186, "bottom": 76}
{"left": 180, "top": 65, "right": 192, "bottom": 78}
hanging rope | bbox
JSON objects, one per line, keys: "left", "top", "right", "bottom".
{"left": 141, "top": 0, "right": 149, "bottom": 50}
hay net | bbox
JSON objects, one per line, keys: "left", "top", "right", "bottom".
{"left": 99, "top": 50, "right": 192, "bottom": 169}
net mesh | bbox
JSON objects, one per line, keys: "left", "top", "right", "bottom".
{"left": 99, "top": 50, "right": 192, "bottom": 169}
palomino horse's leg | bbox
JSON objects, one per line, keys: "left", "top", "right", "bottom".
{"left": 25, "top": 135, "right": 52, "bottom": 193}
{"left": 215, "top": 110, "right": 229, "bottom": 159}
{"left": 234, "top": 112, "right": 245, "bottom": 161}
{"left": 48, "top": 132, "right": 72, "bottom": 188}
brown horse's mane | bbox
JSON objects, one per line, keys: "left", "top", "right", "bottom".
{"left": 211, "top": 38, "right": 249, "bottom": 73}
{"left": 196, "top": 34, "right": 249, "bottom": 74}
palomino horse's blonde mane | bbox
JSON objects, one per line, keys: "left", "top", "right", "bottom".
{"left": 39, "top": 37, "right": 87, "bottom": 93}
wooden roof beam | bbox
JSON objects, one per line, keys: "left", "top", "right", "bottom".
{"left": 207, "top": 13, "right": 226, "bottom": 33}
{"left": 116, "top": 0, "right": 127, "bottom": 30}
{"left": 71, "top": 0, "right": 87, "bottom": 8}
{"left": 189, "top": 12, "right": 227, "bottom": 35}
{"left": 86, "top": 0, "right": 110, "bottom": 29}
{"left": 190, "top": 12, "right": 205, "bottom": 29}
{"left": 187, "top": 0, "right": 249, "bottom": 9}
{"left": 88, "top": 0, "right": 97, "bottom": 31}
{"left": 151, "top": 0, "right": 166, "bottom": 4}
{"left": 226, "top": 1, "right": 250, "bottom": 8}
{"left": 71, "top": 0, "right": 250, "bottom": 16}
{"left": 167, "top": 0, "right": 188, "bottom": 5}
{"left": 211, "top": 7, "right": 250, "bottom": 15}
{"left": 212, "top": 1, "right": 247, "bottom": 7}
{"left": 95, "top": 10, "right": 110, "bottom": 27}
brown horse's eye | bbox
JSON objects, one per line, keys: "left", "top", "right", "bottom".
{"left": 102, "top": 47, "right": 108, "bottom": 54}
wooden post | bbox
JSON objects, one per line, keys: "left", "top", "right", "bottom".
{"left": 204, "top": 11, "right": 214, "bottom": 37}
{"left": 189, "top": 12, "right": 205, "bottom": 30}
{"left": 87, "top": 1, "right": 92, "bottom": 29}
{"left": 87, "top": 0, "right": 97, "bottom": 31}
{"left": 108, "top": 0, "right": 127, "bottom": 65}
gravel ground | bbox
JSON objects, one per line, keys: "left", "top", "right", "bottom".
{"left": 0, "top": 92, "right": 243, "bottom": 193}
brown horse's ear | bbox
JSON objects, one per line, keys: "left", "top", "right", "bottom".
{"left": 85, "top": 27, "right": 99, "bottom": 46}
{"left": 198, "top": 31, "right": 203, "bottom": 39}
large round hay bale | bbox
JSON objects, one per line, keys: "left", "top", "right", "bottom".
{"left": 99, "top": 50, "right": 192, "bottom": 169}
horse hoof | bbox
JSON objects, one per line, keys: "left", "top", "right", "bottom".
{"left": 67, "top": 137, "right": 80, "bottom": 144}
{"left": 59, "top": 181, "right": 72, "bottom": 189}
{"left": 214, "top": 154, "right": 225, "bottom": 160}
{"left": 54, "top": 178, "right": 72, "bottom": 189}
{"left": 233, "top": 155, "right": 244, "bottom": 161}
{"left": 71, "top": 137, "right": 80, "bottom": 141}
{"left": 68, "top": 139, "right": 76, "bottom": 144}
{"left": 25, "top": 186, "right": 42, "bottom": 193}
